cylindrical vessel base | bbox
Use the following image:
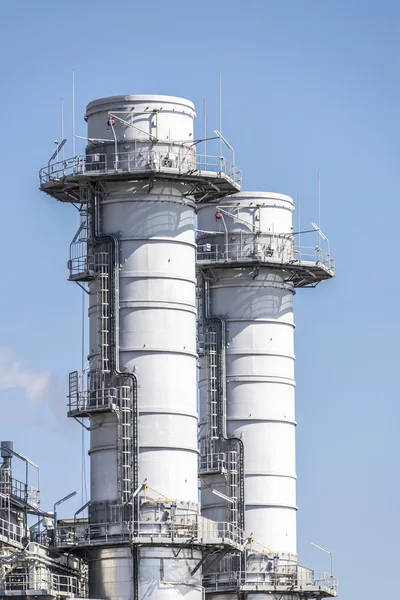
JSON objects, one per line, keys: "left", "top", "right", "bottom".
{"left": 88, "top": 545, "right": 203, "bottom": 600}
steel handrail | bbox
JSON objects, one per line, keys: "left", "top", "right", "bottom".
{"left": 40, "top": 151, "right": 242, "bottom": 186}
{"left": 3, "top": 572, "right": 80, "bottom": 594}
{"left": 54, "top": 518, "right": 243, "bottom": 546}
{"left": 197, "top": 240, "right": 334, "bottom": 273}
{"left": 204, "top": 568, "right": 337, "bottom": 592}
{"left": 0, "top": 516, "right": 23, "bottom": 542}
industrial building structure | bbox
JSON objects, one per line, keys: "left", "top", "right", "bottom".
{"left": 0, "top": 93, "right": 336, "bottom": 600}
{"left": 0, "top": 440, "right": 87, "bottom": 597}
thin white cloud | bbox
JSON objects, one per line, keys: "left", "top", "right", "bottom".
{"left": 0, "top": 347, "right": 71, "bottom": 432}
{"left": 0, "top": 346, "right": 53, "bottom": 404}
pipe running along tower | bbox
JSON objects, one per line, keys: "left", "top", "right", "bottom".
{"left": 39, "top": 92, "right": 336, "bottom": 600}
{"left": 40, "top": 94, "right": 242, "bottom": 600}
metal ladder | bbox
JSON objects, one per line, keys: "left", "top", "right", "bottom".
{"left": 198, "top": 273, "right": 242, "bottom": 534}
{"left": 205, "top": 329, "right": 219, "bottom": 440}
{"left": 196, "top": 282, "right": 205, "bottom": 355}
{"left": 95, "top": 252, "right": 111, "bottom": 374}
{"left": 200, "top": 327, "right": 240, "bottom": 531}
{"left": 117, "top": 385, "right": 133, "bottom": 505}
{"left": 227, "top": 449, "right": 239, "bottom": 528}
{"left": 94, "top": 250, "right": 133, "bottom": 507}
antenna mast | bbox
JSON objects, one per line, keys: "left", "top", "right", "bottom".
{"left": 72, "top": 70, "right": 76, "bottom": 156}
{"left": 218, "top": 70, "right": 222, "bottom": 158}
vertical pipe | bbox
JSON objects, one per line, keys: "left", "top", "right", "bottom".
{"left": 81, "top": 287, "right": 86, "bottom": 505}
{"left": 220, "top": 213, "right": 229, "bottom": 258}
{"left": 81, "top": 287, "right": 85, "bottom": 374}
{"left": 8, "top": 491, "right": 11, "bottom": 540}
{"left": 109, "top": 120, "right": 118, "bottom": 169}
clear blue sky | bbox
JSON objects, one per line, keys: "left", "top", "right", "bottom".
{"left": 1, "top": 1, "right": 398, "bottom": 598}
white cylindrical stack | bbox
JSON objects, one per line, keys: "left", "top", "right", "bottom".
{"left": 198, "top": 192, "right": 297, "bottom": 555}
{"left": 86, "top": 95, "right": 202, "bottom": 600}
{"left": 88, "top": 181, "right": 199, "bottom": 505}
{"left": 86, "top": 94, "right": 197, "bottom": 174}
{"left": 40, "top": 85, "right": 336, "bottom": 600}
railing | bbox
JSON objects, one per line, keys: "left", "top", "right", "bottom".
{"left": 197, "top": 235, "right": 335, "bottom": 274}
{"left": 54, "top": 517, "right": 242, "bottom": 548}
{"left": 0, "top": 516, "right": 23, "bottom": 544}
{"left": 68, "top": 387, "right": 118, "bottom": 415}
{"left": 295, "top": 245, "right": 335, "bottom": 271}
{"left": 40, "top": 150, "right": 242, "bottom": 187}
{"left": 197, "top": 239, "right": 291, "bottom": 264}
{"left": 2, "top": 571, "right": 80, "bottom": 596}
{"left": 199, "top": 449, "right": 227, "bottom": 473}
{"left": 195, "top": 154, "right": 242, "bottom": 185}
{"left": 2, "top": 573, "right": 31, "bottom": 591}
{"left": 10, "top": 477, "right": 40, "bottom": 507}
{"left": 0, "top": 469, "right": 39, "bottom": 508}
{"left": 68, "top": 371, "right": 120, "bottom": 415}
{"left": 68, "top": 219, "right": 94, "bottom": 281}
{"left": 52, "top": 573, "right": 81, "bottom": 596}
{"left": 204, "top": 567, "right": 337, "bottom": 594}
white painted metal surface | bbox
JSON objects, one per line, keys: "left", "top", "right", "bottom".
{"left": 37, "top": 88, "right": 337, "bottom": 600}
{"left": 89, "top": 547, "right": 202, "bottom": 600}
{"left": 86, "top": 95, "right": 201, "bottom": 600}
{"left": 198, "top": 192, "right": 297, "bottom": 555}
{"left": 86, "top": 94, "right": 196, "bottom": 144}
{"left": 85, "top": 95, "right": 197, "bottom": 174}
{"left": 88, "top": 182, "right": 198, "bottom": 504}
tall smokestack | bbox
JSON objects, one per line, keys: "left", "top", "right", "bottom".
{"left": 39, "top": 91, "right": 336, "bottom": 600}
{"left": 197, "top": 192, "right": 335, "bottom": 599}
{"left": 40, "top": 94, "right": 242, "bottom": 600}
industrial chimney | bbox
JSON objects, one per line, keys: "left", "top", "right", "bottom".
{"left": 40, "top": 94, "right": 242, "bottom": 600}
{"left": 39, "top": 92, "right": 336, "bottom": 600}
